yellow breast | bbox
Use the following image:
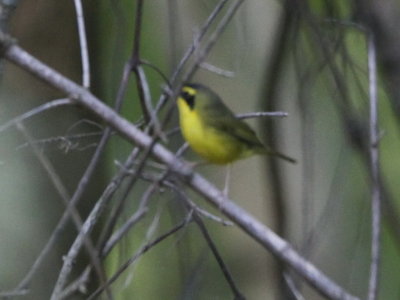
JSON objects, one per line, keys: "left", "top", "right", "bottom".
{"left": 177, "top": 97, "right": 243, "bottom": 164}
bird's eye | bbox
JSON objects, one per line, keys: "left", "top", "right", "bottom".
{"left": 180, "top": 91, "right": 195, "bottom": 110}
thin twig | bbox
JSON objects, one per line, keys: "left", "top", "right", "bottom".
{"left": 101, "top": 183, "right": 154, "bottom": 256}
{"left": 0, "top": 98, "right": 73, "bottom": 133}
{"left": 116, "top": 166, "right": 234, "bottom": 226}
{"left": 237, "top": 111, "right": 289, "bottom": 119}
{"left": 102, "top": 207, "right": 148, "bottom": 256}
{"left": 163, "top": 179, "right": 234, "bottom": 226}
{"left": 66, "top": 160, "right": 233, "bottom": 298}
{"left": 95, "top": 147, "right": 149, "bottom": 252}
{"left": 172, "top": 0, "right": 229, "bottom": 82}
{"left": 86, "top": 214, "right": 193, "bottom": 300}
{"left": 184, "top": 0, "right": 244, "bottom": 81}
{"left": 49, "top": 143, "right": 138, "bottom": 300}
{"left": 49, "top": 179, "right": 118, "bottom": 300}
{"left": 16, "top": 131, "right": 103, "bottom": 151}
{"left": 184, "top": 197, "right": 234, "bottom": 226}
{"left": 136, "top": 64, "right": 165, "bottom": 141}
{"left": 131, "top": 0, "right": 151, "bottom": 124}
{"left": 97, "top": 139, "right": 190, "bottom": 254}
{"left": 284, "top": 272, "right": 306, "bottom": 300}
{"left": 58, "top": 267, "right": 91, "bottom": 299}
{"left": 13, "top": 124, "right": 109, "bottom": 296}
{"left": 85, "top": 14, "right": 151, "bottom": 253}
{"left": 367, "top": 32, "right": 381, "bottom": 300}
{"left": 128, "top": 0, "right": 165, "bottom": 140}
{"left": 73, "top": 0, "right": 90, "bottom": 88}
{"left": 48, "top": 5, "right": 156, "bottom": 291}
{"left": 154, "top": 0, "right": 230, "bottom": 112}
{"left": 200, "top": 62, "right": 235, "bottom": 77}
{"left": 16, "top": 122, "right": 71, "bottom": 202}
{"left": 0, "top": 289, "right": 28, "bottom": 298}
{"left": 193, "top": 214, "right": 245, "bottom": 299}
{"left": 54, "top": 147, "right": 141, "bottom": 299}
{"left": 140, "top": 59, "right": 171, "bottom": 87}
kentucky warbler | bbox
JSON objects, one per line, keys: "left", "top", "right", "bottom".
{"left": 177, "top": 83, "right": 296, "bottom": 164}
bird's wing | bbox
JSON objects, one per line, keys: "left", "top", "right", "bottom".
{"left": 207, "top": 114, "right": 265, "bottom": 149}
{"left": 197, "top": 97, "right": 265, "bottom": 148}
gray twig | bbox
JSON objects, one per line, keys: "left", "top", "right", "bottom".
{"left": 14, "top": 123, "right": 109, "bottom": 295}
{"left": 73, "top": 0, "right": 90, "bottom": 88}
{"left": 86, "top": 214, "right": 193, "bottom": 300}
{"left": 237, "top": 111, "right": 288, "bottom": 119}
{"left": 0, "top": 98, "right": 73, "bottom": 133}
{"left": 193, "top": 214, "right": 245, "bottom": 299}
{"left": 366, "top": 32, "right": 381, "bottom": 300}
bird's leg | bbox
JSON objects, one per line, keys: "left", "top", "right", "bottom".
{"left": 222, "top": 164, "right": 231, "bottom": 198}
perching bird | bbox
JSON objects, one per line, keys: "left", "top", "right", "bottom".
{"left": 177, "top": 83, "right": 295, "bottom": 165}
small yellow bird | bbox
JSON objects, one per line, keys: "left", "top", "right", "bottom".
{"left": 177, "top": 83, "right": 295, "bottom": 164}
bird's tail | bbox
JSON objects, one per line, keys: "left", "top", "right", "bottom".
{"left": 263, "top": 148, "right": 296, "bottom": 164}
{"left": 272, "top": 151, "right": 297, "bottom": 164}
{"left": 253, "top": 145, "right": 296, "bottom": 164}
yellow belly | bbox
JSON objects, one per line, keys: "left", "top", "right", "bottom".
{"left": 178, "top": 99, "right": 244, "bottom": 164}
